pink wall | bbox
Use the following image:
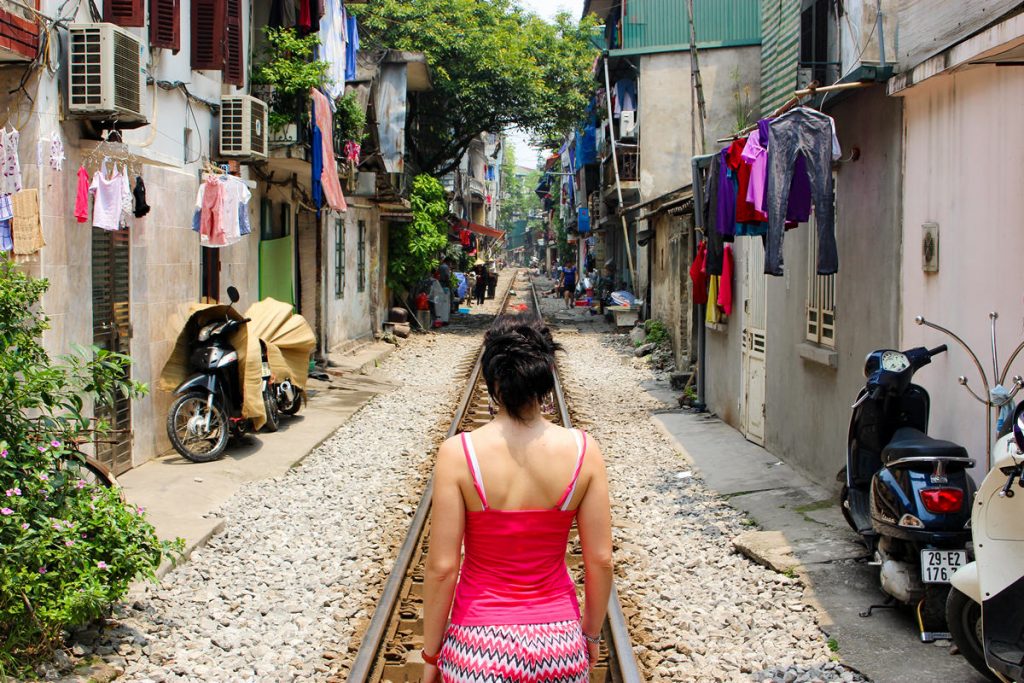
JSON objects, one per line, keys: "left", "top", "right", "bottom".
{"left": 899, "top": 65, "right": 1024, "bottom": 470}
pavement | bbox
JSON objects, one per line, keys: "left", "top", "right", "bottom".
{"left": 644, "top": 380, "right": 989, "bottom": 683}
{"left": 117, "top": 342, "right": 399, "bottom": 577}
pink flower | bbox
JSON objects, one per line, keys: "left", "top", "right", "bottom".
{"left": 0, "top": 449, "right": 7, "bottom": 458}
{"left": 5, "top": 487, "right": 20, "bottom": 497}
{"left": 20, "top": 522, "right": 28, "bottom": 530}
{"left": 96, "top": 561, "right": 108, "bottom": 570}
{"left": 136, "top": 506, "right": 145, "bottom": 515}
{"left": 76, "top": 480, "right": 86, "bottom": 489}
{"left": 50, "top": 440, "right": 61, "bottom": 448}
{"left": 38, "top": 473, "right": 48, "bottom": 481}
{"left": 65, "top": 540, "right": 74, "bottom": 547}
{"left": 0, "top": 508, "right": 12, "bottom": 516}
{"left": 38, "top": 566, "right": 46, "bottom": 574}
{"left": 37, "top": 446, "right": 46, "bottom": 452}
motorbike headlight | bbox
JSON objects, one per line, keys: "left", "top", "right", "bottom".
{"left": 198, "top": 323, "right": 219, "bottom": 342}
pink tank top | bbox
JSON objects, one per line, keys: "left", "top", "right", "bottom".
{"left": 450, "top": 430, "right": 587, "bottom": 626}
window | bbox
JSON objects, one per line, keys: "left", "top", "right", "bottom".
{"left": 357, "top": 220, "right": 366, "bottom": 293}
{"left": 806, "top": 173, "right": 837, "bottom": 348}
{"left": 260, "top": 200, "right": 291, "bottom": 241}
{"left": 335, "top": 218, "right": 345, "bottom": 299}
{"left": 104, "top": 0, "right": 144, "bottom": 27}
{"left": 192, "top": 0, "right": 243, "bottom": 82}
{"left": 799, "top": 0, "right": 838, "bottom": 86}
{"left": 150, "top": 0, "right": 180, "bottom": 52}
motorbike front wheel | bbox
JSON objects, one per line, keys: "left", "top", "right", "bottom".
{"left": 262, "top": 387, "right": 280, "bottom": 433}
{"left": 167, "top": 391, "right": 230, "bottom": 463}
{"left": 947, "top": 587, "right": 998, "bottom": 681}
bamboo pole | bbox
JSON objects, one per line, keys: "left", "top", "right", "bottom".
{"left": 602, "top": 56, "right": 638, "bottom": 291}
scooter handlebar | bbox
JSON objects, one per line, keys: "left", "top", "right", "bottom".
{"left": 928, "top": 344, "right": 948, "bottom": 357}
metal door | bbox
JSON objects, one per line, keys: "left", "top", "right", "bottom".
{"left": 741, "top": 244, "right": 767, "bottom": 445}
{"left": 91, "top": 227, "right": 133, "bottom": 474}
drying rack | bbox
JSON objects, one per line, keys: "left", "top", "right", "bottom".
{"left": 82, "top": 131, "right": 141, "bottom": 177}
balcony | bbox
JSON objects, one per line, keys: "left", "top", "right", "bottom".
{"left": 0, "top": 5, "right": 39, "bottom": 62}
{"left": 602, "top": 147, "right": 640, "bottom": 203}
{"left": 265, "top": 110, "right": 355, "bottom": 178}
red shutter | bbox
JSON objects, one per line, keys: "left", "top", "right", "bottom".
{"left": 150, "top": 0, "right": 180, "bottom": 53}
{"left": 104, "top": 0, "right": 144, "bottom": 27}
{"left": 191, "top": 0, "right": 225, "bottom": 71}
{"left": 223, "top": 0, "right": 244, "bottom": 86}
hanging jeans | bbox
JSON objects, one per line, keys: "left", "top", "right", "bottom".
{"left": 765, "top": 108, "right": 837, "bottom": 276}
{"left": 702, "top": 153, "right": 725, "bottom": 276}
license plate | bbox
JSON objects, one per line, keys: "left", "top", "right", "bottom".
{"left": 921, "top": 549, "right": 967, "bottom": 583}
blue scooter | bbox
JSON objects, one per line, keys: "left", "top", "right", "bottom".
{"left": 841, "top": 344, "right": 977, "bottom": 641}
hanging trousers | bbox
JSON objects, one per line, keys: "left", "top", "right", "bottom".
{"left": 765, "top": 108, "right": 837, "bottom": 276}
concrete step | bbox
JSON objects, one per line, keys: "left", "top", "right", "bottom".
{"left": 325, "top": 340, "right": 396, "bottom": 377}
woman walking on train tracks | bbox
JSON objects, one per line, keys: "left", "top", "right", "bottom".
{"left": 421, "top": 314, "right": 614, "bottom": 683}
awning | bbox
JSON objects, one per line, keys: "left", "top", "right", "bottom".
{"left": 454, "top": 218, "right": 504, "bottom": 239}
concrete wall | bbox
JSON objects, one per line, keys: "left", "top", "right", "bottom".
{"left": 897, "top": 64, "right": 1024, "bottom": 471}
{"left": 325, "top": 206, "right": 377, "bottom": 351}
{"left": 705, "top": 87, "right": 904, "bottom": 487}
{"left": 649, "top": 212, "right": 694, "bottom": 368}
{"left": 638, "top": 46, "right": 761, "bottom": 200}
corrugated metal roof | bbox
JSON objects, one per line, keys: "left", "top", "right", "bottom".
{"left": 609, "top": 0, "right": 761, "bottom": 56}
{"left": 759, "top": 0, "right": 800, "bottom": 114}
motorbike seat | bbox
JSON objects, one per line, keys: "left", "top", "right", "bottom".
{"left": 881, "top": 427, "right": 969, "bottom": 465}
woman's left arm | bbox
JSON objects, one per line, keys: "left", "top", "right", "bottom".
{"left": 422, "top": 437, "right": 467, "bottom": 674}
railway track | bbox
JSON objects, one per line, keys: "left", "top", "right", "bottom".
{"left": 344, "top": 272, "right": 641, "bottom": 683}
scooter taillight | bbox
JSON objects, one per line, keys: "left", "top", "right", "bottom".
{"left": 920, "top": 487, "right": 964, "bottom": 514}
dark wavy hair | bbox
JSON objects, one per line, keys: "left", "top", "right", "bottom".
{"left": 482, "top": 314, "right": 562, "bottom": 421}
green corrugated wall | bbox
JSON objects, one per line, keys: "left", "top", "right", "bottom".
{"left": 615, "top": 0, "right": 761, "bottom": 54}
{"left": 759, "top": 0, "right": 800, "bottom": 115}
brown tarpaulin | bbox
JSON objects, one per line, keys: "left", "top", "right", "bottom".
{"left": 244, "top": 298, "right": 314, "bottom": 390}
{"left": 157, "top": 303, "right": 266, "bottom": 430}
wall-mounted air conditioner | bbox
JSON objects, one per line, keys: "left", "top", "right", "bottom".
{"left": 220, "top": 95, "right": 268, "bottom": 160}
{"left": 619, "top": 110, "right": 638, "bottom": 140}
{"left": 68, "top": 23, "right": 145, "bottom": 124}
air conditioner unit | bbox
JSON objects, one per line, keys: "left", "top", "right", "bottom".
{"left": 68, "top": 23, "right": 145, "bottom": 124}
{"left": 220, "top": 95, "right": 268, "bottom": 160}
{"left": 620, "top": 110, "right": 638, "bottom": 140}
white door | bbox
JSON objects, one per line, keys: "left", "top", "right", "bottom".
{"left": 741, "top": 244, "right": 767, "bottom": 445}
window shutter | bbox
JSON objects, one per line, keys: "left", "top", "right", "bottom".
{"left": 191, "top": 0, "right": 225, "bottom": 71}
{"left": 223, "top": 0, "right": 244, "bottom": 86}
{"left": 104, "top": 0, "right": 144, "bottom": 27}
{"left": 150, "top": 0, "right": 180, "bottom": 53}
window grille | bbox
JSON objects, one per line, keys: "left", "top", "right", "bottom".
{"left": 806, "top": 174, "right": 837, "bottom": 348}
{"left": 335, "top": 218, "right": 345, "bottom": 299}
{"left": 357, "top": 220, "right": 366, "bottom": 293}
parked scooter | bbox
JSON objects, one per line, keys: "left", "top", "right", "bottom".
{"left": 245, "top": 297, "right": 314, "bottom": 432}
{"left": 841, "top": 342, "right": 977, "bottom": 641}
{"left": 162, "top": 287, "right": 271, "bottom": 462}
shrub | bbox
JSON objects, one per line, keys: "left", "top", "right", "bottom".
{"left": 644, "top": 319, "right": 670, "bottom": 346}
{"left": 387, "top": 175, "right": 450, "bottom": 294}
{"left": 0, "top": 259, "right": 181, "bottom": 671}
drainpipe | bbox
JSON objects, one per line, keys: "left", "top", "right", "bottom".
{"left": 691, "top": 154, "right": 713, "bottom": 412}
{"left": 876, "top": 0, "right": 887, "bottom": 70}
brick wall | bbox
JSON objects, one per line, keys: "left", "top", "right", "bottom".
{"left": 0, "top": 8, "right": 39, "bottom": 61}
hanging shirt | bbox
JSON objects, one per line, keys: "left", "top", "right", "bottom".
{"left": 133, "top": 176, "right": 150, "bottom": 218}
{"left": 689, "top": 240, "right": 708, "bottom": 305}
{"left": 192, "top": 175, "right": 252, "bottom": 246}
{"left": 0, "top": 220, "right": 11, "bottom": 253}
{"left": 119, "top": 164, "right": 133, "bottom": 227}
{"left": 715, "top": 147, "right": 736, "bottom": 238}
{"left": 0, "top": 129, "right": 22, "bottom": 196}
{"left": 89, "top": 162, "right": 124, "bottom": 231}
{"left": 199, "top": 178, "right": 227, "bottom": 246}
{"left": 311, "top": 88, "right": 347, "bottom": 213}
{"left": 74, "top": 166, "right": 90, "bottom": 223}
{"left": 320, "top": 0, "right": 347, "bottom": 101}
{"left": 718, "top": 245, "right": 734, "bottom": 316}
{"left": 345, "top": 12, "right": 359, "bottom": 82}
{"left": 706, "top": 277, "right": 721, "bottom": 324}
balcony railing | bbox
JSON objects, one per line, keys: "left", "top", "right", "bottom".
{"left": 603, "top": 147, "right": 639, "bottom": 188}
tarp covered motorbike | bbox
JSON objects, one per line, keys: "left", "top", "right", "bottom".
{"left": 158, "top": 303, "right": 267, "bottom": 430}
{"left": 244, "top": 298, "right": 315, "bottom": 391}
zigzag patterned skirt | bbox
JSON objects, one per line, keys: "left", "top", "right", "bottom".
{"left": 438, "top": 620, "right": 590, "bottom": 683}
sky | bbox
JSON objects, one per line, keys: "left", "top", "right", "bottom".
{"left": 507, "top": 0, "right": 586, "bottom": 169}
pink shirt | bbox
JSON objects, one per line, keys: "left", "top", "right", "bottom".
{"left": 741, "top": 128, "right": 768, "bottom": 214}
{"left": 450, "top": 431, "right": 587, "bottom": 626}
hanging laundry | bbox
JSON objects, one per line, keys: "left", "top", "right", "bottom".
{"left": 191, "top": 174, "right": 252, "bottom": 247}
{"left": 310, "top": 88, "right": 347, "bottom": 213}
{"left": 118, "top": 164, "right": 133, "bottom": 227}
{"left": 689, "top": 240, "right": 709, "bottom": 305}
{"left": 0, "top": 193, "right": 12, "bottom": 252}
{"left": 705, "top": 277, "right": 721, "bottom": 324}
{"left": 11, "top": 189, "right": 43, "bottom": 255}
{"left": 727, "top": 137, "right": 767, "bottom": 230}
{"left": 343, "top": 140, "right": 361, "bottom": 163}
{"left": 718, "top": 244, "right": 734, "bottom": 316}
{"left": 701, "top": 153, "right": 725, "bottom": 276}
{"left": 36, "top": 136, "right": 65, "bottom": 172}
{"left": 89, "top": 161, "right": 125, "bottom": 231}
{"left": 298, "top": 0, "right": 312, "bottom": 32}
{"left": 1, "top": 128, "right": 23, "bottom": 196}
{"left": 199, "top": 177, "right": 226, "bottom": 246}
{"left": 743, "top": 118, "right": 814, "bottom": 227}
{"left": 716, "top": 147, "right": 736, "bottom": 238}
{"left": 74, "top": 166, "right": 90, "bottom": 223}
{"left": 320, "top": 0, "right": 347, "bottom": 101}
{"left": 765, "top": 107, "right": 839, "bottom": 276}
{"left": 269, "top": 0, "right": 297, "bottom": 28}
{"left": 614, "top": 79, "right": 637, "bottom": 117}
{"left": 345, "top": 11, "right": 359, "bottom": 82}
{"left": 133, "top": 176, "right": 150, "bottom": 218}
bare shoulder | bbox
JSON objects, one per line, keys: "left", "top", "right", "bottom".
{"left": 435, "top": 435, "right": 466, "bottom": 478}
{"left": 579, "top": 430, "right": 605, "bottom": 462}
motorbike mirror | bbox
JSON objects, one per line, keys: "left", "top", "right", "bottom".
{"left": 227, "top": 286, "right": 240, "bottom": 304}
{"left": 1013, "top": 402, "right": 1024, "bottom": 454}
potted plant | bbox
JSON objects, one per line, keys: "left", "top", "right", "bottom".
{"left": 251, "top": 28, "right": 330, "bottom": 144}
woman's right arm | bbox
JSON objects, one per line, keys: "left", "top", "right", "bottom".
{"left": 576, "top": 439, "right": 613, "bottom": 662}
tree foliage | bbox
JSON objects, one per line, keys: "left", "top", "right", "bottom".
{"left": 251, "top": 28, "right": 329, "bottom": 130}
{"left": 497, "top": 145, "right": 542, "bottom": 231}
{"left": 350, "top": 0, "right": 598, "bottom": 176}
{"left": 0, "top": 261, "right": 180, "bottom": 670}
{"left": 388, "top": 175, "right": 450, "bottom": 294}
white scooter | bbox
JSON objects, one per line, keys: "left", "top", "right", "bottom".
{"left": 947, "top": 401, "right": 1024, "bottom": 682}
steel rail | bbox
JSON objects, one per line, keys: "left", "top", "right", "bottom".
{"left": 527, "top": 281, "right": 643, "bottom": 683}
{"left": 346, "top": 274, "right": 518, "bottom": 683}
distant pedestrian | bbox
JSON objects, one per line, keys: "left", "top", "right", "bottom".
{"left": 561, "top": 261, "right": 577, "bottom": 309}
{"left": 473, "top": 260, "right": 487, "bottom": 306}
{"left": 421, "top": 315, "right": 613, "bottom": 683}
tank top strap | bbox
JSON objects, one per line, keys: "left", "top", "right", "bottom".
{"left": 460, "top": 432, "right": 488, "bottom": 510}
{"left": 557, "top": 430, "right": 588, "bottom": 511}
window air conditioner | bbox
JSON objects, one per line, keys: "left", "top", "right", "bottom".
{"left": 620, "top": 110, "right": 638, "bottom": 140}
{"left": 68, "top": 23, "right": 145, "bottom": 124}
{"left": 220, "top": 95, "right": 268, "bottom": 160}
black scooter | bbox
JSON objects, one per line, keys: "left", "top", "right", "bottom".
{"left": 166, "top": 287, "right": 268, "bottom": 462}
{"left": 841, "top": 344, "right": 977, "bottom": 641}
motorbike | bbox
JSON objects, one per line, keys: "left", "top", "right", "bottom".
{"left": 841, "top": 342, "right": 977, "bottom": 641}
{"left": 161, "top": 287, "right": 272, "bottom": 462}
{"left": 245, "top": 297, "right": 314, "bottom": 431}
